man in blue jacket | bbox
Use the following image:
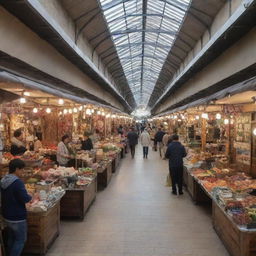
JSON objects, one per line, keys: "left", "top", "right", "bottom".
{"left": 165, "top": 134, "right": 187, "bottom": 195}
{"left": 1, "top": 159, "right": 32, "bottom": 256}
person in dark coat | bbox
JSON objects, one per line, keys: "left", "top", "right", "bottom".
{"left": 10, "top": 129, "right": 27, "bottom": 156}
{"left": 81, "top": 132, "right": 93, "bottom": 151}
{"left": 154, "top": 127, "right": 165, "bottom": 157}
{"left": 127, "top": 127, "right": 138, "bottom": 159}
{"left": 1, "top": 159, "right": 32, "bottom": 256}
{"left": 165, "top": 134, "right": 187, "bottom": 195}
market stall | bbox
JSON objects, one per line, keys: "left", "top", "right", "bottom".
{"left": 152, "top": 90, "right": 256, "bottom": 256}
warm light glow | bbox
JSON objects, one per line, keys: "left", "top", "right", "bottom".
{"left": 79, "top": 106, "right": 83, "bottom": 111}
{"left": 58, "top": 99, "right": 64, "bottom": 105}
{"left": 63, "top": 109, "right": 68, "bottom": 114}
{"left": 59, "top": 111, "right": 63, "bottom": 115}
{"left": 73, "top": 107, "right": 78, "bottom": 113}
{"left": 195, "top": 115, "right": 200, "bottom": 120}
{"left": 253, "top": 128, "right": 256, "bottom": 136}
{"left": 68, "top": 109, "right": 72, "bottom": 114}
{"left": 106, "top": 114, "right": 110, "bottom": 118}
{"left": 24, "top": 92, "right": 30, "bottom": 96}
{"left": 216, "top": 113, "right": 221, "bottom": 120}
{"left": 224, "top": 119, "right": 229, "bottom": 125}
{"left": 97, "top": 110, "right": 101, "bottom": 115}
{"left": 91, "top": 109, "right": 95, "bottom": 113}
{"left": 178, "top": 119, "right": 182, "bottom": 122}
{"left": 46, "top": 108, "right": 51, "bottom": 114}
{"left": 202, "top": 113, "right": 208, "bottom": 119}
{"left": 33, "top": 108, "right": 38, "bottom": 113}
{"left": 102, "top": 112, "right": 105, "bottom": 116}
{"left": 20, "top": 97, "right": 26, "bottom": 104}
{"left": 173, "top": 115, "right": 177, "bottom": 119}
{"left": 86, "top": 109, "right": 91, "bottom": 115}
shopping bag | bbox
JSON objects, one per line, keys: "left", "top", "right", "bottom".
{"left": 165, "top": 173, "right": 172, "bottom": 187}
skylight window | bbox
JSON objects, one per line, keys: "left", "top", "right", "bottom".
{"left": 99, "top": 0, "right": 191, "bottom": 105}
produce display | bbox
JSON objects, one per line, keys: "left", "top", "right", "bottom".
{"left": 26, "top": 186, "right": 65, "bottom": 212}
{"left": 187, "top": 159, "right": 256, "bottom": 228}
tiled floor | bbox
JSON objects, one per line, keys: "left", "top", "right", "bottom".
{"left": 47, "top": 145, "right": 229, "bottom": 256}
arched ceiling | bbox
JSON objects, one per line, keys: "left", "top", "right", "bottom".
{"left": 60, "top": 0, "right": 225, "bottom": 111}
{"left": 98, "top": 0, "right": 191, "bottom": 105}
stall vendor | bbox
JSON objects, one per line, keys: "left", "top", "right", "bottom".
{"left": 10, "top": 129, "right": 27, "bottom": 156}
{"left": 34, "top": 137, "right": 43, "bottom": 152}
{"left": 57, "top": 135, "right": 73, "bottom": 166}
{"left": 81, "top": 132, "right": 93, "bottom": 151}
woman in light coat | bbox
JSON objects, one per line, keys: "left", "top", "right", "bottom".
{"left": 140, "top": 129, "right": 151, "bottom": 158}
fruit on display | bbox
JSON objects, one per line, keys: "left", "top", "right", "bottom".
{"left": 26, "top": 178, "right": 39, "bottom": 184}
{"left": 232, "top": 212, "right": 251, "bottom": 225}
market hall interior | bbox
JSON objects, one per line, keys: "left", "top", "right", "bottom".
{"left": 47, "top": 146, "right": 229, "bottom": 256}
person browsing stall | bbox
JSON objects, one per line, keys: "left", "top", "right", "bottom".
{"left": 81, "top": 132, "right": 93, "bottom": 151}
{"left": 165, "top": 134, "right": 187, "bottom": 195}
{"left": 10, "top": 129, "right": 27, "bottom": 156}
{"left": 1, "top": 159, "right": 32, "bottom": 256}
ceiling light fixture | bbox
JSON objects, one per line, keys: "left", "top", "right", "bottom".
{"left": 20, "top": 97, "right": 26, "bottom": 104}
{"left": 24, "top": 92, "right": 30, "bottom": 96}
{"left": 58, "top": 99, "right": 64, "bottom": 105}
{"left": 33, "top": 107, "right": 38, "bottom": 113}
{"left": 46, "top": 108, "right": 51, "bottom": 114}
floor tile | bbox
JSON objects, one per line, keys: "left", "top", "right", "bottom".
{"left": 47, "top": 145, "right": 228, "bottom": 256}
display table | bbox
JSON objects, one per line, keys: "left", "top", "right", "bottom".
{"left": 183, "top": 167, "right": 211, "bottom": 204}
{"left": 212, "top": 201, "right": 256, "bottom": 256}
{"left": 112, "top": 152, "right": 121, "bottom": 173}
{"left": 97, "top": 162, "right": 112, "bottom": 188}
{"left": 23, "top": 202, "right": 60, "bottom": 255}
{"left": 60, "top": 177, "right": 97, "bottom": 219}
{"left": 184, "top": 165, "right": 256, "bottom": 256}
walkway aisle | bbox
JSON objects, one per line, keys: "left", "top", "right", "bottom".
{"left": 48, "top": 145, "right": 229, "bottom": 256}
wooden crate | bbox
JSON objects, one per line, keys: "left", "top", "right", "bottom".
{"left": 23, "top": 202, "right": 60, "bottom": 255}
{"left": 212, "top": 201, "right": 256, "bottom": 256}
{"left": 60, "top": 177, "right": 97, "bottom": 219}
{"left": 97, "top": 163, "right": 112, "bottom": 188}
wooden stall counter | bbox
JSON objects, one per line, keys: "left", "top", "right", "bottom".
{"left": 97, "top": 162, "right": 112, "bottom": 188}
{"left": 112, "top": 151, "right": 122, "bottom": 173}
{"left": 23, "top": 202, "right": 60, "bottom": 255}
{"left": 60, "top": 177, "right": 97, "bottom": 219}
{"left": 183, "top": 166, "right": 211, "bottom": 204}
{"left": 212, "top": 201, "right": 256, "bottom": 256}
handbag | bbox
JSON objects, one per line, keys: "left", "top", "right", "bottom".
{"left": 165, "top": 173, "right": 172, "bottom": 187}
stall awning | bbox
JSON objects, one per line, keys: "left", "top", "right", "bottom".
{"left": 0, "top": 88, "right": 19, "bottom": 104}
{"left": 159, "top": 75, "right": 256, "bottom": 116}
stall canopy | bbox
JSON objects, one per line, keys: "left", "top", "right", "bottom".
{"left": 160, "top": 75, "right": 256, "bottom": 115}
{"left": 0, "top": 88, "right": 19, "bottom": 104}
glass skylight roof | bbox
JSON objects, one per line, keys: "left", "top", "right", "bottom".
{"left": 99, "top": 0, "right": 191, "bottom": 106}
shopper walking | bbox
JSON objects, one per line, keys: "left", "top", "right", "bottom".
{"left": 162, "top": 131, "right": 170, "bottom": 159}
{"left": 140, "top": 128, "right": 151, "bottom": 158}
{"left": 154, "top": 127, "right": 165, "bottom": 157}
{"left": 165, "top": 134, "right": 187, "bottom": 195}
{"left": 127, "top": 127, "right": 138, "bottom": 159}
{"left": 1, "top": 159, "right": 32, "bottom": 256}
